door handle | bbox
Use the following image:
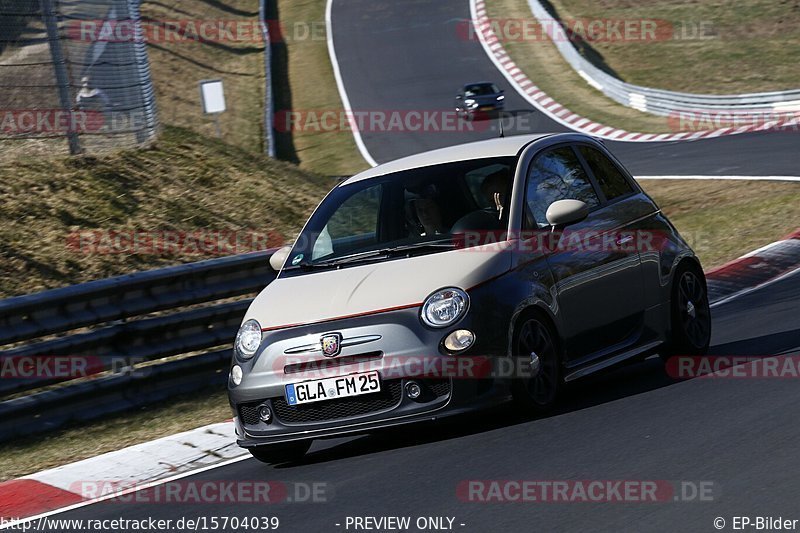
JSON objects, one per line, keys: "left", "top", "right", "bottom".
{"left": 616, "top": 235, "right": 634, "bottom": 245}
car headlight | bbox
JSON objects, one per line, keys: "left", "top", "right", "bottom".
{"left": 421, "top": 288, "right": 469, "bottom": 328}
{"left": 497, "top": 95, "right": 505, "bottom": 101}
{"left": 235, "top": 319, "right": 262, "bottom": 359}
{"left": 464, "top": 98, "right": 477, "bottom": 108}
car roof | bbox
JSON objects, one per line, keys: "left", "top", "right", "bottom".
{"left": 343, "top": 133, "right": 552, "bottom": 185}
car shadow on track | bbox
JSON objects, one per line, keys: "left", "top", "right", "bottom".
{"left": 708, "top": 328, "right": 800, "bottom": 357}
{"left": 274, "top": 327, "right": 800, "bottom": 468}
{"left": 275, "top": 356, "right": 676, "bottom": 468}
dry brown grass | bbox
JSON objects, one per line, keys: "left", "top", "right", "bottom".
{"left": 550, "top": 0, "right": 800, "bottom": 93}
{"left": 641, "top": 179, "right": 800, "bottom": 268}
{"left": 142, "top": 0, "right": 267, "bottom": 153}
{"left": 0, "top": 125, "right": 331, "bottom": 297}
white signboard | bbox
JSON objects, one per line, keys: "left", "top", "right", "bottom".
{"left": 199, "top": 80, "right": 226, "bottom": 114}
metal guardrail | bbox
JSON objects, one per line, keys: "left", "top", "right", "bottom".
{"left": 0, "top": 249, "right": 277, "bottom": 442}
{"left": 0, "top": 349, "right": 231, "bottom": 440}
{"left": 526, "top": 0, "right": 800, "bottom": 116}
{"left": 0, "top": 251, "right": 272, "bottom": 345}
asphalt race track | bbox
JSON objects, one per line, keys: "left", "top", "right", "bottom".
{"left": 50, "top": 269, "right": 800, "bottom": 531}
{"left": 330, "top": 0, "right": 800, "bottom": 176}
{"left": 24, "top": 1, "right": 800, "bottom": 531}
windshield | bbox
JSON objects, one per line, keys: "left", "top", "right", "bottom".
{"left": 285, "top": 157, "right": 516, "bottom": 270}
{"left": 464, "top": 84, "right": 499, "bottom": 96}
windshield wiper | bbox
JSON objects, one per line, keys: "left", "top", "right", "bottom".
{"left": 294, "top": 239, "right": 457, "bottom": 269}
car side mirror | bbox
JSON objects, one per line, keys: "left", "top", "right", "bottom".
{"left": 456, "top": 94, "right": 463, "bottom": 100}
{"left": 546, "top": 199, "right": 589, "bottom": 227}
{"left": 269, "top": 245, "right": 292, "bottom": 271}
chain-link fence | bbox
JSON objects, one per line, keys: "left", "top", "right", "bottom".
{"left": 0, "top": 0, "right": 159, "bottom": 157}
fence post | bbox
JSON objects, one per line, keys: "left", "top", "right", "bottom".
{"left": 259, "top": 0, "right": 276, "bottom": 157}
{"left": 39, "top": 0, "right": 82, "bottom": 155}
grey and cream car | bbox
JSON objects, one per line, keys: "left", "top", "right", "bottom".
{"left": 228, "top": 133, "right": 711, "bottom": 463}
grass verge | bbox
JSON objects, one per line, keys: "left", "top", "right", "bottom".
{"left": 142, "top": 0, "right": 266, "bottom": 153}
{"left": 641, "top": 180, "right": 800, "bottom": 268}
{"left": 486, "top": 0, "right": 669, "bottom": 133}
{"left": 547, "top": 0, "right": 800, "bottom": 94}
{"left": 0, "top": 125, "right": 331, "bottom": 297}
{"left": 271, "top": 0, "right": 368, "bottom": 175}
{"left": 0, "top": 387, "right": 231, "bottom": 482}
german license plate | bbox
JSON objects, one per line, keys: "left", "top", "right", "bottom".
{"left": 285, "top": 371, "right": 381, "bottom": 406}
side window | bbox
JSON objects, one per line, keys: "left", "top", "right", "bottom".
{"left": 525, "top": 146, "right": 599, "bottom": 228}
{"left": 312, "top": 184, "right": 381, "bottom": 259}
{"left": 578, "top": 145, "right": 634, "bottom": 201}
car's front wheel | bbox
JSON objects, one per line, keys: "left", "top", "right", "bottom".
{"left": 511, "top": 315, "right": 561, "bottom": 414}
{"left": 249, "top": 440, "right": 312, "bottom": 465}
{"left": 664, "top": 263, "right": 712, "bottom": 359}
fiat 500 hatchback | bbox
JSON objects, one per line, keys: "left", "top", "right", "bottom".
{"left": 228, "top": 133, "right": 711, "bottom": 463}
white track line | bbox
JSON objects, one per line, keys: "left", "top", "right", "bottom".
{"left": 469, "top": 0, "right": 800, "bottom": 142}
{"left": 710, "top": 265, "right": 800, "bottom": 308}
{"left": 325, "top": 0, "right": 378, "bottom": 168}
{"left": 637, "top": 175, "right": 800, "bottom": 182}
{"left": 0, "top": 455, "right": 253, "bottom": 530}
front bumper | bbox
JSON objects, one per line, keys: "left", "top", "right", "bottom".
{"left": 458, "top": 102, "right": 505, "bottom": 114}
{"left": 228, "top": 307, "right": 510, "bottom": 447}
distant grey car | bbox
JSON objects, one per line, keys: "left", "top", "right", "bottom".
{"left": 455, "top": 82, "right": 505, "bottom": 120}
{"left": 228, "top": 133, "right": 711, "bottom": 463}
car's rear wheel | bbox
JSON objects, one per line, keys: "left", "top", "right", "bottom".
{"left": 511, "top": 315, "right": 561, "bottom": 413}
{"left": 249, "top": 440, "right": 311, "bottom": 465}
{"left": 664, "top": 263, "right": 712, "bottom": 359}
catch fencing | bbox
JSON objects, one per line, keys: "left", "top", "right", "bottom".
{"left": 0, "top": 0, "right": 159, "bottom": 155}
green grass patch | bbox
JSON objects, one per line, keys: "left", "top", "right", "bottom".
{"left": 142, "top": 0, "right": 267, "bottom": 153}
{"left": 641, "top": 179, "right": 800, "bottom": 268}
{"left": 272, "top": 0, "right": 369, "bottom": 175}
{"left": 550, "top": 0, "right": 800, "bottom": 94}
{"left": 487, "top": 0, "right": 670, "bottom": 133}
